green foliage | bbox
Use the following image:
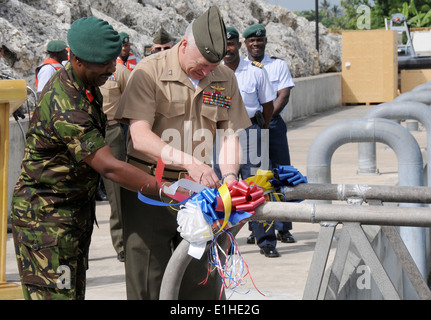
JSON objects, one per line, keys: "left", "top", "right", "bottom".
{"left": 295, "top": 0, "right": 431, "bottom": 30}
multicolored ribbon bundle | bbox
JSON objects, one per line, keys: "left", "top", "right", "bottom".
{"left": 187, "top": 179, "right": 266, "bottom": 234}
{"left": 137, "top": 162, "right": 307, "bottom": 297}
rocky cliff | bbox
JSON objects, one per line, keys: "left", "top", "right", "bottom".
{"left": 0, "top": 0, "right": 341, "bottom": 90}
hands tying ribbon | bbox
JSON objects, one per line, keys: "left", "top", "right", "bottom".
{"left": 188, "top": 179, "right": 265, "bottom": 233}
{"left": 138, "top": 164, "right": 308, "bottom": 250}
{"left": 138, "top": 163, "right": 308, "bottom": 297}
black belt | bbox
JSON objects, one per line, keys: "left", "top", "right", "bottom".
{"left": 128, "top": 155, "right": 187, "bottom": 180}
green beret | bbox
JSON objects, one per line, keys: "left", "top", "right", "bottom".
{"left": 192, "top": 6, "right": 227, "bottom": 63}
{"left": 67, "top": 17, "right": 122, "bottom": 63}
{"left": 47, "top": 40, "right": 68, "bottom": 53}
{"left": 119, "top": 32, "right": 130, "bottom": 43}
{"left": 243, "top": 24, "right": 266, "bottom": 39}
{"left": 153, "top": 27, "right": 173, "bottom": 44}
{"left": 226, "top": 27, "right": 239, "bottom": 40}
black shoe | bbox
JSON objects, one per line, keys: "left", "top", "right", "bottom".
{"left": 277, "top": 231, "right": 296, "bottom": 243}
{"left": 259, "top": 244, "right": 280, "bottom": 257}
{"left": 247, "top": 232, "right": 255, "bottom": 244}
{"left": 117, "top": 251, "right": 125, "bottom": 262}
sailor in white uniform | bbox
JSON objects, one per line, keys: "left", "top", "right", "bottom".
{"left": 244, "top": 23, "right": 297, "bottom": 254}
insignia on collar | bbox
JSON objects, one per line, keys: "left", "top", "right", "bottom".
{"left": 252, "top": 61, "right": 264, "bottom": 68}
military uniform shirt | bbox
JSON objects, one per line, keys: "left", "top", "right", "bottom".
{"left": 12, "top": 62, "right": 107, "bottom": 227}
{"left": 245, "top": 54, "right": 295, "bottom": 114}
{"left": 231, "top": 57, "right": 276, "bottom": 118}
{"left": 115, "top": 42, "right": 251, "bottom": 167}
{"left": 100, "top": 63, "right": 131, "bottom": 125}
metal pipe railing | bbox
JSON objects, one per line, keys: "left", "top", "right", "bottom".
{"left": 159, "top": 200, "right": 431, "bottom": 300}
{"left": 358, "top": 101, "right": 431, "bottom": 183}
{"left": 306, "top": 117, "right": 426, "bottom": 277}
{"left": 307, "top": 118, "right": 424, "bottom": 188}
{"left": 250, "top": 201, "right": 431, "bottom": 227}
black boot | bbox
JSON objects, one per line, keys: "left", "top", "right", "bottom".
{"left": 96, "top": 178, "right": 108, "bottom": 201}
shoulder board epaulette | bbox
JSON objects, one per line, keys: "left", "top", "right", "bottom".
{"left": 252, "top": 61, "right": 264, "bottom": 68}
{"left": 271, "top": 56, "right": 280, "bottom": 60}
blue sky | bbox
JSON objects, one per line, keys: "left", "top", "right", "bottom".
{"left": 267, "top": 0, "right": 342, "bottom": 12}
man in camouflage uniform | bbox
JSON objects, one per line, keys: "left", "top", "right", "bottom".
{"left": 10, "top": 17, "right": 167, "bottom": 300}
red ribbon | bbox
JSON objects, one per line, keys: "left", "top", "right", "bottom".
{"left": 216, "top": 180, "right": 265, "bottom": 215}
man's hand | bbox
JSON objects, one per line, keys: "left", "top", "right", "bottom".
{"left": 184, "top": 162, "right": 220, "bottom": 189}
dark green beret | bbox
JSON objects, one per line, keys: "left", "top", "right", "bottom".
{"left": 192, "top": 6, "right": 227, "bottom": 63}
{"left": 243, "top": 24, "right": 266, "bottom": 39}
{"left": 226, "top": 27, "right": 239, "bottom": 40}
{"left": 67, "top": 17, "right": 122, "bottom": 63}
{"left": 153, "top": 27, "right": 173, "bottom": 44}
{"left": 47, "top": 40, "right": 68, "bottom": 53}
{"left": 119, "top": 32, "right": 129, "bottom": 43}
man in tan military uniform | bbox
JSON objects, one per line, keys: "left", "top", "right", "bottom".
{"left": 99, "top": 63, "right": 131, "bottom": 262}
{"left": 115, "top": 6, "right": 251, "bottom": 299}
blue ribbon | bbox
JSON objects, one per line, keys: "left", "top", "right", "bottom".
{"left": 271, "top": 165, "right": 308, "bottom": 187}
{"left": 137, "top": 190, "right": 191, "bottom": 207}
{"left": 190, "top": 188, "right": 253, "bottom": 227}
{"left": 269, "top": 165, "right": 308, "bottom": 203}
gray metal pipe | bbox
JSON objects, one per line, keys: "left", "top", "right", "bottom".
{"left": 358, "top": 101, "right": 431, "bottom": 184}
{"left": 411, "top": 81, "right": 431, "bottom": 92}
{"left": 251, "top": 202, "right": 431, "bottom": 227}
{"left": 307, "top": 118, "right": 423, "bottom": 187}
{"left": 393, "top": 90, "right": 431, "bottom": 131}
{"left": 394, "top": 90, "right": 431, "bottom": 104}
{"left": 159, "top": 239, "right": 193, "bottom": 300}
{"left": 159, "top": 201, "right": 431, "bottom": 300}
{"left": 283, "top": 183, "right": 431, "bottom": 204}
{"left": 306, "top": 118, "right": 426, "bottom": 277}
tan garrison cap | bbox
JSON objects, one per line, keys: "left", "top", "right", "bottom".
{"left": 153, "top": 27, "right": 173, "bottom": 44}
{"left": 192, "top": 6, "right": 227, "bottom": 63}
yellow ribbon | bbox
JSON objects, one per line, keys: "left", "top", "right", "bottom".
{"left": 246, "top": 170, "right": 273, "bottom": 192}
{"left": 245, "top": 169, "right": 281, "bottom": 227}
{"left": 215, "top": 182, "right": 232, "bottom": 234}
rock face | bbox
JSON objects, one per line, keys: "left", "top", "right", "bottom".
{"left": 0, "top": 0, "right": 341, "bottom": 89}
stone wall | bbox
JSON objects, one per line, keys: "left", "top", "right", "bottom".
{"left": 0, "top": 0, "right": 341, "bottom": 89}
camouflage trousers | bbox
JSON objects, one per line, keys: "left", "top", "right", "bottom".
{"left": 12, "top": 219, "right": 93, "bottom": 300}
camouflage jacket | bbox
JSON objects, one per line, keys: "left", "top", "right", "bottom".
{"left": 11, "top": 62, "right": 107, "bottom": 227}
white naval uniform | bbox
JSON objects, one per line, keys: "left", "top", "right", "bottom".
{"left": 233, "top": 57, "right": 276, "bottom": 118}
{"left": 215, "top": 57, "right": 275, "bottom": 179}
{"left": 245, "top": 54, "right": 296, "bottom": 242}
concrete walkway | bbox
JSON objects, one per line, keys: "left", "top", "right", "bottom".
{"left": 5, "top": 104, "right": 427, "bottom": 300}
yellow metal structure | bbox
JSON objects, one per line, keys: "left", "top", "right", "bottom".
{"left": 0, "top": 79, "right": 27, "bottom": 300}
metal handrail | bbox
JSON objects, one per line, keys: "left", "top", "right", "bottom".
{"left": 159, "top": 183, "right": 431, "bottom": 300}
